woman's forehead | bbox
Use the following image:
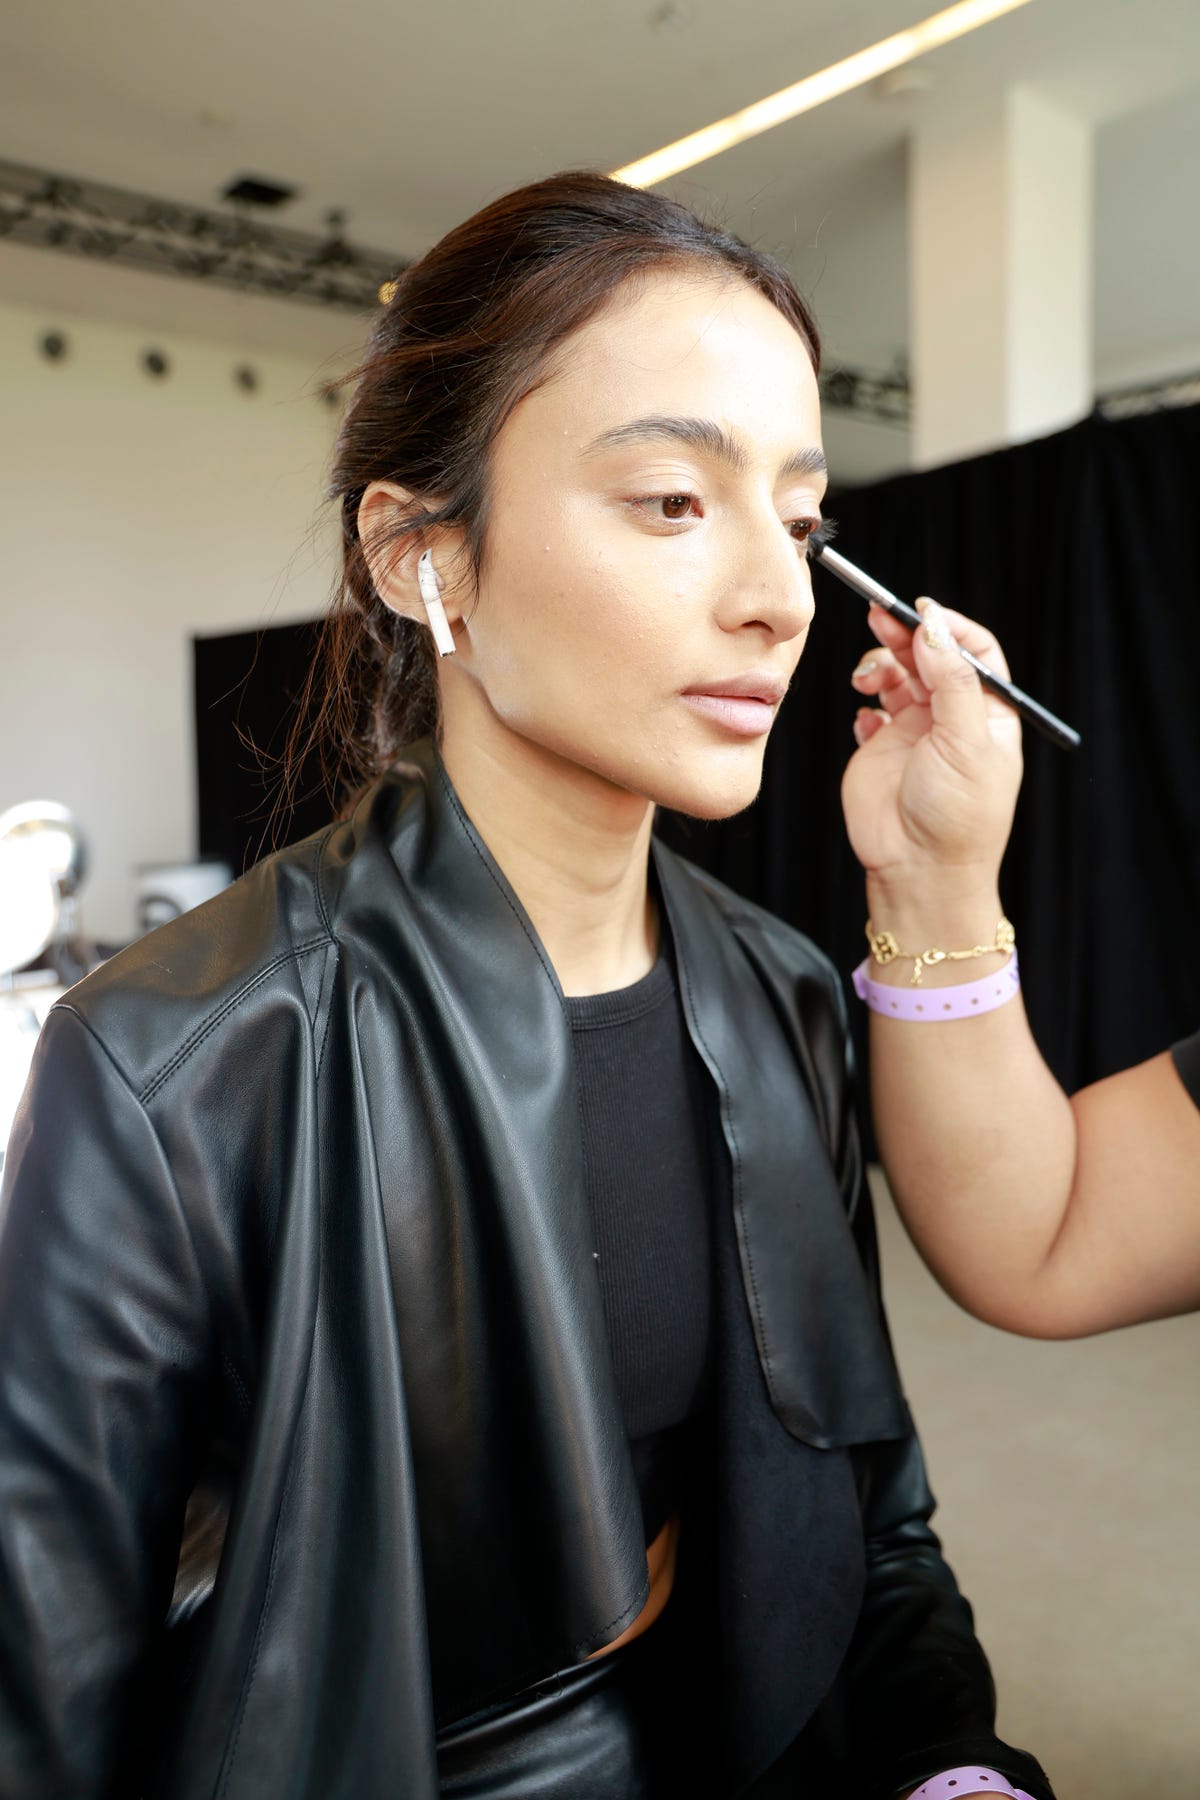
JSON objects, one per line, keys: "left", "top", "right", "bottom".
{"left": 516, "top": 271, "right": 821, "bottom": 458}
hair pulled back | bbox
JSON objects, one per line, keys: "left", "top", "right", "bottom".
{"left": 307, "top": 171, "right": 820, "bottom": 810}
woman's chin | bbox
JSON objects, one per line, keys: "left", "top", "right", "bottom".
{"left": 651, "top": 760, "right": 767, "bottom": 823}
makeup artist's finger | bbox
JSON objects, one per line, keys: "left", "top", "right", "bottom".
{"left": 919, "top": 601, "right": 1012, "bottom": 683}
{"left": 866, "top": 599, "right": 1013, "bottom": 688}
{"left": 865, "top": 605, "right": 921, "bottom": 676}
{"left": 910, "top": 598, "right": 992, "bottom": 749}
{"left": 886, "top": 675, "right": 928, "bottom": 715}
{"left": 851, "top": 648, "right": 927, "bottom": 718}
{"left": 852, "top": 706, "right": 893, "bottom": 748}
{"left": 852, "top": 647, "right": 910, "bottom": 698}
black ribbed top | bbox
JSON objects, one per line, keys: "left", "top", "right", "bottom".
{"left": 565, "top": 945, "right": 713, "bottom": 1540}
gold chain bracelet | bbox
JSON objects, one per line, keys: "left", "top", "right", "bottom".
{"left": 865, "top": 916, "right": 1016, "bottom": 986}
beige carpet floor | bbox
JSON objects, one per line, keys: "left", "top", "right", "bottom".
{"left": 871, "top": 1168, "right": 1200, "bottom": 1800}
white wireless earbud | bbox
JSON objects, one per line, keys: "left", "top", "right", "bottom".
{"left": 416, "top": 550, "right": 456, "bottom": 657}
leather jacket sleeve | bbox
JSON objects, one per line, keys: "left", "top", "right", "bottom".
{"left": 842, "top": 1431, "right": 1054, "bottom": 1800}
{"left": 824, "top": 991, "right": 1055, "bottom": 1800}
{"left": 0, "top": 1006, "right": 215, "bottom": 1797}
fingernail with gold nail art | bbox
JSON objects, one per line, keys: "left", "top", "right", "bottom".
{"left": 917, "top": 596, "right": 954, "bottom": 652}
{"left": 852, "top": 655, "right": 879, "bottom": 680}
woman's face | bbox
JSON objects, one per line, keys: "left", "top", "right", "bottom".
{"left": 441, "top": 269, "right": 826, "bottom": 821}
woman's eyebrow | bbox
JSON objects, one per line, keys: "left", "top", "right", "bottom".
{"left": 581, "top": 414, "right": 826, "bottom": 480}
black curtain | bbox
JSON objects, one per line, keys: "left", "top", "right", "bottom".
{"left": 194, "top": 619, "right": 331, "bottom": 879}
{"left": 658, "top": 402, "right": 1200, "bottom": 1092}
{"left": 195, "top": 403, "right": 1200, "bottom": 1093}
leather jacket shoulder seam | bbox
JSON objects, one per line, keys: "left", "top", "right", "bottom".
{"left": 54, "top": 1000, "right": 157, "bottom": 1117}
{"left": 313, "top": 941, "right": 339, "bottom": 1080}
{"left": 53, "top": 1003, "right": 216, "bottom": 1342}
{"left": 311, "top": 822, "right": 337, "bottom": 940}
{"left": 139, "top": 934, "right": 334, "bottom": 1105}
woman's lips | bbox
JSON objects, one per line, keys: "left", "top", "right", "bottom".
{"left": 680, "top": 692, "right": 778, "bottom": 737}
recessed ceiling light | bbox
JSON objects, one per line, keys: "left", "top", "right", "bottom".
{"left": 221, "top": 174, "right": 298, "bottom": 208}
{"left": 612, "top": 0, "right": 1037, "bottom": 187}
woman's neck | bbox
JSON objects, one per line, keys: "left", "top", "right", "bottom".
{"left": 439, "top": 725, "right": 658, "bottom": 998}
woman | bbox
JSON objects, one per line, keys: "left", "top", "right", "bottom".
{"left": 0, "top": 175, "right": 1053, "bottom": 1800}
{"left": 844, "top": 594, "right": 1200, "bottom": 1338}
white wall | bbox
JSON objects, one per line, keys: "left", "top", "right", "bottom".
{"left": 0, "top": 296, "right": 345, "bottom": 942}
{"left": 1094, "top": 82, "right": 1200, "bottom": 390}
{"left": 793, "top": 144, "right": 915, "bottom": 489}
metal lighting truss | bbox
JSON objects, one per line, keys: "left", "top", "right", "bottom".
{"left": 2, "top": 159, "right": 1194, "bottom": 420}
{"left": 0, "top": 157, "right": 405, "bottom": 312}
{"left": 819, "top": 362, "right": 911, "bottom": 426}
{"left": 816, "top": 365, "right": 1200, "bottom": 429}
{"left": 1095, "top": 372, "right": 1200, "bottom": 419}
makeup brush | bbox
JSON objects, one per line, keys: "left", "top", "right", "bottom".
{"left": 808, "top": 536, "right": 1081, "bottom": 752}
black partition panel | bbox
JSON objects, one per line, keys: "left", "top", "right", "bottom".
{"left": 193, "top": 617, "right": 332, "bottom": 879}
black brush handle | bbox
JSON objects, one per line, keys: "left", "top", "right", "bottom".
{"left": 812, "top": 542, "right": 1081, "bottom": 752}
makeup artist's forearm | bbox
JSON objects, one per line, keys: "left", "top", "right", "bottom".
{"left": 873, "top": 1011, "right": 1200, "bottom": 1334}
{"left": 862, "top": 874, "right": 1084, "bottom": 1331}
{"left": 868, "top": 989, "right": 1081, "bottom": 1335}
{"left": 865, "top": 877, "right": 1200, "bottom": 1332}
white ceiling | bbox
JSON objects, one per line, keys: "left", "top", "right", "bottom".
{"left": 2, "top": 0, "right": 1198, "bottom": 476}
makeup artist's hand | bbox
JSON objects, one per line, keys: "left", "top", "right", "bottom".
{"left": 840, "top": 598, "right": 1023, "bottom": 900}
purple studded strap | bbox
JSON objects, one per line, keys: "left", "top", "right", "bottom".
{"left": 907, "top": 1770, "right": 1034, "bottom": 1800}
{"left": 910, "top": 1771, "right": 1036, "bottom": 1800}
{"left": 853, "top": 953, "right": 1020, "bottom": 1021}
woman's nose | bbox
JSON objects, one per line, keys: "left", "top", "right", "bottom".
{"left": 718, "top": 527, "right": 816, "bottom": 641}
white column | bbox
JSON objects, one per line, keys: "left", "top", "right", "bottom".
{"left": 909, "top": 87, "right": 1093, "bottom": 470}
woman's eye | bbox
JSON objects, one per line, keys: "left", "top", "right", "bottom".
{"left": 788, "top": 516, "right": 820, "bottom": 544}
{"left": 628, "top": 493, "right": 701, "bottom": 524}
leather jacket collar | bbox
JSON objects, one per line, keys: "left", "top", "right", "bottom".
{"left": 373, "top": 737, "right": 908, "bottom": 1452}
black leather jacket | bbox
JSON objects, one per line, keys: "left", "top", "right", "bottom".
{"left": 0, "top": 741, "right": 1053, "bottom": 1800}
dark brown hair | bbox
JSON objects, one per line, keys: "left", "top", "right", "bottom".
{"left": 296, "top": 170, "right": 820, "bottom": 813}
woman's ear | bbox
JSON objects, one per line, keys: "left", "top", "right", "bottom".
{"left": 356, "top": 481, "right": 467, "bottom": 633}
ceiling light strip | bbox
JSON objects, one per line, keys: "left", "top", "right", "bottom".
{"left": 611, "top": 0, "right": 1037, "bottom": 188}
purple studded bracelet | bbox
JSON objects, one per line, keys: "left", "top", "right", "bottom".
{"left": 853, "top": 953, "right": 1020, "bottom": 1022}
{"left": 907, "top": 1769, "right": 1035, "bottom": 1800}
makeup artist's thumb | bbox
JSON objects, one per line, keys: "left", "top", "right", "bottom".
{"left": 913, "top": 597, "right": 989, "bottom": 749}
